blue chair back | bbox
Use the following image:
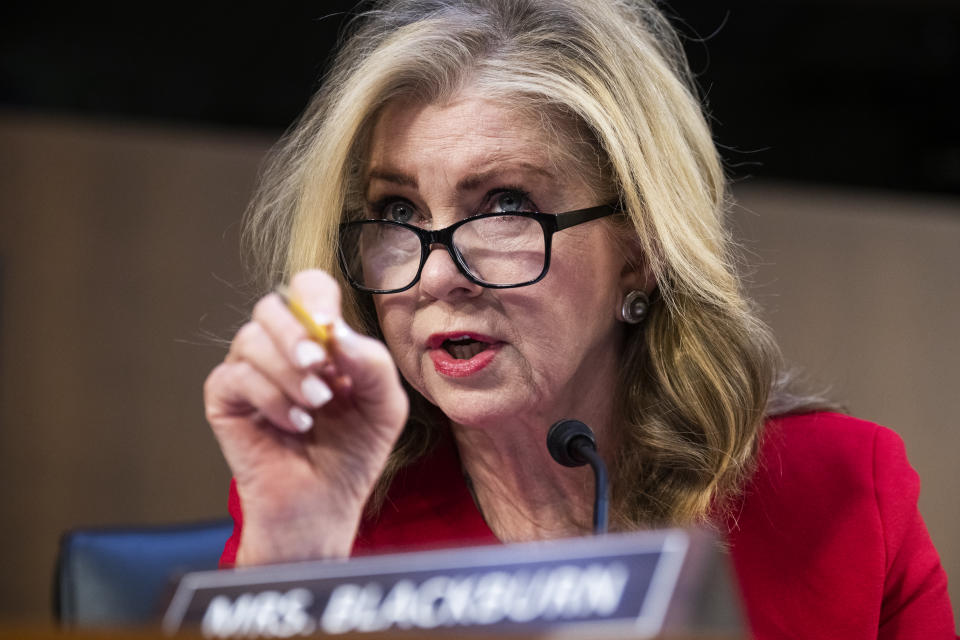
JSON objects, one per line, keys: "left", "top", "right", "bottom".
{"left": 55, "top": 519, "right": 233, "bottom": 627}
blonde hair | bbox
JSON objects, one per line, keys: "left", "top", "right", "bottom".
{"left": 244, "top": 0, "right": 819, "bottom": 528}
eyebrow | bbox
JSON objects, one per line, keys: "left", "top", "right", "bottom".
{"left": 455, "top": 163, "right": 555, "bottom": 191}
{"left": 367, "top": 168, "right": 417, "bottom": 189}
{"left": 365, "top": 161, "right": 556, "bottom": 193}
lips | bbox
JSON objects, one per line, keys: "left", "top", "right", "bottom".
{"left": 427, "top": 332, "right": 502, "bottom": 377}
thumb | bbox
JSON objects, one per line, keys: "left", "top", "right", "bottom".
{"left": 330, "top": 319, "right": 409, "bottom": 421}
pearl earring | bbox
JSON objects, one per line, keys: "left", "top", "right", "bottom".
{"left": 619, "top": 290, "right": 649, "bottom": 324}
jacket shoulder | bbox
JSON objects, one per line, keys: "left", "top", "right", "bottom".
{"left": 728, "top": 412, "right": 918, "bottom": 637}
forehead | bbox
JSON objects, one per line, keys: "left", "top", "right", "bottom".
{"left": 366, "top": 95, "right": 565, "bottom": 171}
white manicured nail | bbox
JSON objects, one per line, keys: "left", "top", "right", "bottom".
{"left": 288, "top": 406, "right": 314, "bottom": 433}
{"left": 301, "top": 374, "right": 333, "bottom": 408}
{"left": 294, "top": 340, "right": 326, "bottom": 368}
{"left": 311, "top": 311, "right": 333, "bottom": 326}
{"left": 333, "top": 319, "right": 363, "bottom": 350}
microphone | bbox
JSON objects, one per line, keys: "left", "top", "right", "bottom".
{"left": 546, "top": 419, "right": 609, "bottom": 535}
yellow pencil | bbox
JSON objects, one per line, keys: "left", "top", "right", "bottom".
{"left": 275, "top": 285, "right": 333, "bottom": 349}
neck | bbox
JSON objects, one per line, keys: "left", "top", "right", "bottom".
{"left": 450, "top": 405, "right": 617, "bottom": 543}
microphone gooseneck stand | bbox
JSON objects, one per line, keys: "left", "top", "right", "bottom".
{"left": 546, "top": 419, "right": 609, "bottom": 535}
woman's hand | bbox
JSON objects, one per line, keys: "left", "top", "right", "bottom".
{"left": 203, "top": 269, "right": 409, "bottom": 565}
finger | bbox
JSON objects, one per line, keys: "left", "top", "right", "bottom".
{"left": 205, "top": 360, "right": 316, "bottom": 434}
{"left": 285, "top": 270, "right": 407, "bottom": 425}
{"left": 329, "top": 320, "right": 408, "bottom": 414}
{"left": 286, "top": 269, "right": 343, "bottom": 347}
{"left": 251, "top": 293, "right": 331, "bottom": 372}
{"left": 228, "top": 321, "right": 334, "bottom": 410}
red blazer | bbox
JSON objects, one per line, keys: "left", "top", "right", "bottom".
{"left": 221, "top": 412, "right": 956, "bottom": 638}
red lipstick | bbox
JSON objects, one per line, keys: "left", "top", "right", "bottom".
{"left": 427, "top": 332, "right": 502, "bottom": 378}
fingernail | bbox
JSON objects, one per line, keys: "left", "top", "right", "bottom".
{"left": 311, "top": 311, "right": 334, "bottom": 326}
{"left": 288, "top": 406, "right": 313, "bottom": 433}
{"left": 301, "top": 374, "right": 333, "bottom": 408}
{"left": 333, "top": 319, "right": 363, "bottom": 351}
{"left": 294, "top": 340, "right": 326, "bottom": 368}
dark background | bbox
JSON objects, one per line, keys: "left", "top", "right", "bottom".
{"left": 2, "top": 1, "right": 958, "bottom": 195}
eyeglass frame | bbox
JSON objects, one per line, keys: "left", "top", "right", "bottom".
{"left": 337, "top": 203, "right": 621, "bottom": 294}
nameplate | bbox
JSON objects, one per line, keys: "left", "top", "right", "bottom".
{"left": 161, "top": 529, "right": 742, "bottom": 638}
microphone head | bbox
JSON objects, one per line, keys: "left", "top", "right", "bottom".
{"left": 547, "top": 419, "right": 597, "bottom": 467}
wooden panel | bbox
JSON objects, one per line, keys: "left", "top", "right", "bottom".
{"left": 731, "top": 182, "right": 960, "bottom": 625}
{"left": 0, "top": 114, "right": 269, "bottom": 620}
{"left": 0, "top": 626, "right": 738, "bottom": 640}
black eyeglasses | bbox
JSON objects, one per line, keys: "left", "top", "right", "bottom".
{"left": 338, "top": 204, "right": 619, "bottom": 294}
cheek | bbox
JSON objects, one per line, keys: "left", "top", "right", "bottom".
{"left": 547, "top": 236, "right": 624, "bottom": 318}
{"left": 506, "top": 249, "right": 623, "bottom": 365}
{"left": 372, "top": 295, "right": 419, "bottom": 375}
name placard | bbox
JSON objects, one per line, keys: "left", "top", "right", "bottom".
{"left": 162, "top": 529, "right": 742, "bottom": 638}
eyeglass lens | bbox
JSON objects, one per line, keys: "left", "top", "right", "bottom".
{"left": 341, "top": 215, "right": 547, "bottom": 291}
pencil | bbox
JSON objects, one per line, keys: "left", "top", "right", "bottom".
{"left": 275, "top": 285, "right": 333, "bottom": 349}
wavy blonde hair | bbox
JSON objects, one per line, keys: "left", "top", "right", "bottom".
{"left": 244, "top": 0, "right": 820, "bottom": 528}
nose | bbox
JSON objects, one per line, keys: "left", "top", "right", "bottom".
{"left": 417, "top": 243, "right": 483, "bottom": 301}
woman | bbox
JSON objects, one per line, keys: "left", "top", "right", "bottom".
{"left": 204, "top": 0, "right": 955, "bottom": 637}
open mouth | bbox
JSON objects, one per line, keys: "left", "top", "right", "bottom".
{"left": 443, "top": 336, "right": 488, "bottom": 360}
{"left": 427, "top": 332, "right": 501, "bottom": 377}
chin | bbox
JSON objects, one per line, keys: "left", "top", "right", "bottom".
{"left": 404, "top": 357, "right": 543, "bottom": 428}
{"left": 428, "top": 387, "right": 531, "bottom": 430}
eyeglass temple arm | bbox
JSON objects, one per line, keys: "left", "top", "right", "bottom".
{"left": 552, "top": 204, "right": 620, "bottom": 231}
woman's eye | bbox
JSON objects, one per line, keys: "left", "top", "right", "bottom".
{"left": 491, "top": 190, "right": 533, "bottom": 213}
{"left": 382, "top": 200, "right": 416, "bottom": 223}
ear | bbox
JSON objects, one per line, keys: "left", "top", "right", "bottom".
{"left": 618, "top": 238, "right": 656, "bottom": 295}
